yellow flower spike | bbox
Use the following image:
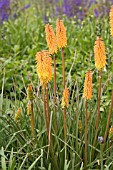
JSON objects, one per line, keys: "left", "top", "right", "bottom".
{"left": 110, "top": 6, "right": 113, "bottom": 37}
{"left": 45, "top": 24, "right": 57, "bottom": 54}
{"left": 94, "top": 37, "right": 106, "bottom": 70}
{"left": 36, "top": 50, "right": 52, "bottom": 88}
{"left": 14, "top": 108, "right": 21, "bottom": 122}
{"left": 61, "top": 88, "right": 69, "bottom": 108}
{"left": 27, "top": 84, "right": 33, "bottom": 100}
{"left": 56, "top": 19, "right": 67, "bottom": 48}
{"left": 83, "top": 71, "right": 92, "bottom": 100}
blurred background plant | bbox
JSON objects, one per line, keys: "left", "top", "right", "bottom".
{"left": 0, "top": 0, "right": 10, "bottom": 23}
{"left": 1, "top": 0, "right": 113, "bottom": 23}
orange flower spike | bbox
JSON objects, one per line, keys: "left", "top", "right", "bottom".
{"left": 94, "top": 37, "right": 106, "bottom": 70}
{"left": 45, "top": 24, "right": 57, "bottom": 54}
{"left": 61, "top": 88, "right": 69, "bottom": 108}
{"left": 110, "top": 6, "right": 113, "bottom": 36}
{"left": 36, "top": 50, "right": 52, "bottom": 88}
{"left": 56, "top": 19, "right": 67, "bottom": 48}
{"left": 83, "top": 71, "right": 92, "bottom": 100}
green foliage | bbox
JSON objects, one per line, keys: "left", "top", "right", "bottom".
{"left": 0, "top": 147, "right": 16, "bottom": 170}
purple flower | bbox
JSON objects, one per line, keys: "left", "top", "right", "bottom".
{"left": 63, "top": 0, "right": 72, "bottom": 17}
{"left": 24, "top": 4, "right": 30, "bottom": 10}
{"left": 43, "top": 15, "right": 49, "bottom": 24}
{"left": 88, "top": 0, "right": 97, "bottom": 8}
{"left": 0, "top": 0, "right": 10, "bottom": 22}
{"left": 94, "top": 8, "right": 99, "bottom": 17}
{"left": 98, "top": 136, "right": 104, "bottom": 143}
{"left": 74, "top": 0, "right": 81, "bottom": 6}
{"left": 1, "top": 11, "right": 8, "bottom": 21}
{"left": 54, "top": 0, "right": 113, "bottom": 20}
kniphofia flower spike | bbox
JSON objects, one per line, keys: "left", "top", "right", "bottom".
{"left": 36, "top": 50, "right": 52, "bottom": 88}
{"left": 45, "top": 24, "right": 57, "bottom": 54}
{"left": 56, "top": 19, "right": 67, "bottom": 48}
{"left": 94, "top": 37, "right": 106, "bottom": 70}
{"left": 83, "top": 71, "right": 92, "bottom": 100}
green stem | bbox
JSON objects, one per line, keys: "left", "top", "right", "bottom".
{"left": 75, "top": 115, "right": 79, "bottom": 155}
{"left": 100, "top": 144, "right": 104, "bottom": 170}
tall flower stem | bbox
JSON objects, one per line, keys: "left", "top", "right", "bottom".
{"left": 62, "top": 48, "right": 66, "bottom": 141}
{"left": 30, "top": 100, "right": 35, "bottom": 137}
{"left": 43, "top": 86, "right": 58, "bottom": 170}
{"left": 64, "top": 107, "right": 66, "bottom": 142}
{"left": 61, "top": 47, "right": 67, "bottom": 162}
{"left": 27, "top": 85, "right": 35, "bottom": 137}
{"left": 93, "top": 69, "right": 102, "bottom": 147}
{"left": 46, "top": 84, "right": 51, "bottom": 144}
{"left": 53, "top": 54, "right": 57, "bottom": 133}
{"left": 103, "top": 90, "right": 113, "bottom": 151}
{"left": 62, "top": 48, "right": 65, "bottom": 88}
{"left": 43, "top": 88, "right": 49, "bottom": 137}
{"left": 84, "top": 100, "right": 88, "bottom": 170}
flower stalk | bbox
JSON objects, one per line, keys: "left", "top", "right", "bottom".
{"left": 56, "top": 19, "right": 67, "bottom": 142}
{"left": 45, "top": 24, "right": 57, "bottom": 132}
{"left": 93, "top": 69, "right": 102, "bottom": 147}
{"left": 61, "top": 47, "right": 66, "bottom": 141}
{"left": 27, "top": 84, "right": 35, "bottom": 137}
{"left": 84, "top": 99, "right": 88, "bottom": 170}
{"left": 43, "top": 86, "right": 58, "bottom": 170}
{"left": 30, "top": 101, "right": 34, "bottom": 137}
{"left": 43, "top": 87, "right": 49, "bottom": 137}
{"left": 83, "top": 71, "right": 92, "bottom": 170}
{"left": 53, "top": 54, "right": 57, "bottom": 132}
{"left": 62, "top": 48, "right": 65, "bottom": 88}
{"left": 46, "top": 84, "right": 51, "bottom": 144}
{"left": 93, "top": 37, "right": 106, "bottom": 147}
{"left": 61, "top": 88, "right": 69, "bottom": 143}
